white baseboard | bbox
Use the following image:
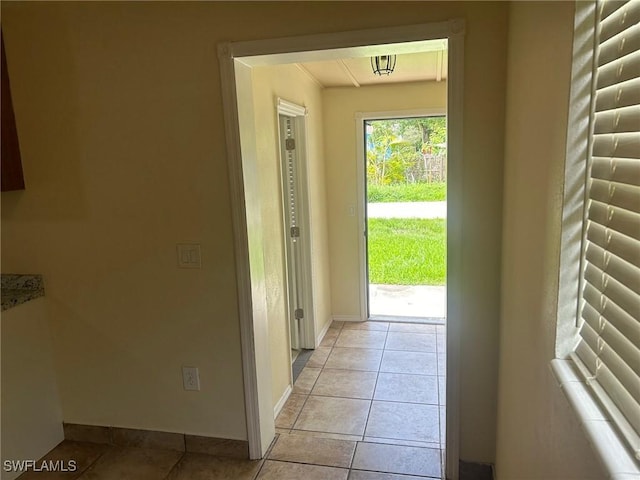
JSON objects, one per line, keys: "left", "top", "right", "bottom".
{"left": 331, "top": 315, "right": 363, "bottom": 323}
{"left": 273, "top": 384, "right": 292, "bottom": 419}
{"left": 315, "top": 318, "right": 333, "bottom": 346}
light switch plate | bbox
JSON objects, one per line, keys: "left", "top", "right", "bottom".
{"left": 177, "top": 244, "right": 201, "bottom": 268}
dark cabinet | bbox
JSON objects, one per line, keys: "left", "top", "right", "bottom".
{"left": 1, "top": 31, "right": 25, "bottom": 191}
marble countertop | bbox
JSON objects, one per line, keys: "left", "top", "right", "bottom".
{"left": 1, "top": 274, "right": 45, "bottom": 311}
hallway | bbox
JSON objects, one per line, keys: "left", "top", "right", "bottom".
{"left": 272, "top": 319, "right": 446, "bottom": 478}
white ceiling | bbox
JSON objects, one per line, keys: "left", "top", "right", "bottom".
{"left": 241, "top": 37, "right": 448, "bottom": 88}
{"left": 297, "top": 50, "right": 448, "bottom": 88}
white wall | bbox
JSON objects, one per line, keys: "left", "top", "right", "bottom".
{"left": 495, "top": 2, "right": 606, "bottom": 478}
{"left": 250, "top": 63, "right": 330, "bottom": 410}
{"left": 1, "top": 298, "right": 64, "bottom": 480}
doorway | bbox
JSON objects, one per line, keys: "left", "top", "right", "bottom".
{"left": 219, "top": 20, "right": 465, "bottom": 480}
{"left": 363, "top": 116, "right": 447, "bottom": 322}
{"left": 276, "top": 99, "right": 315, "bottom": 372}
{"left": 281, "top": 113, "right": 303, "bottom": 352}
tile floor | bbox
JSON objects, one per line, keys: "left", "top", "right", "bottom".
{"left": 275, "top": 320, "right": 446, "bottom": 479}
{"left": 17, "top": 320, "right": 446, "bottom": 480}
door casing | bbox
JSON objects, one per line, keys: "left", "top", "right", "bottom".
{"left": 218, "top": 20, "right": 465, "bottom": 480}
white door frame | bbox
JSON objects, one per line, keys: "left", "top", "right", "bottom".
{"left": 218, "top": 20, "right": 464, "bottom": 480}
{"left": 356, "top": 109, "right": 447, "bottom": 322}
{"left": 276, "top": 98, "right": 316, "bottom": 350}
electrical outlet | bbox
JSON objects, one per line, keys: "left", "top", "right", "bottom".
{"left": 177, "top": 244, "right": 201, "bottom": 268}
{"left": 182, "top": 366, "right": 200, "bottom": 391}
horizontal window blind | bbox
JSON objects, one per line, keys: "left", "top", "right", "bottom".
{"left": 573, "top": 0, "right": 640, "bottom": 461}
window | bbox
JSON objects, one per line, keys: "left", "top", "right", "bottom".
{"left": 555, "top": 0, "right": 639, "bottom": 470}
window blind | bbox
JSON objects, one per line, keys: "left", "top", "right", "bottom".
{"left": 571, "top": 0, "right": 640, "bottom": 461}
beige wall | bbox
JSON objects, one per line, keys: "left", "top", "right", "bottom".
{"left": 0, "top": 2, "right": 248, "bottom": 439}
{"left": 2, "top": 0, "right": 509, "bottom": 464}
{"left": 250, "top": 63, "right": 330, "bottom": 409}
{"left": 323, "top": 81, "right": 447, "bottom": 318}
{"left": 1, "top": 299, "right": 64, "bottom": 480}
{"left": 495, "top": 2, "right": 606, "bottom": 478}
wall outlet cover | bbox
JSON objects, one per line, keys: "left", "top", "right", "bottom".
{"left": 177, "top": 244, "right": 201, "bottom": 268}
{"left": 182, "top": 366, "right": 200, "bottom": 391}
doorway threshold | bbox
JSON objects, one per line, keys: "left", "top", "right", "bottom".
{"left": 369, "top": 315, "right": 445, "bottom": 325}
{"left": 292, "top": 349, "right": 313, "bottom": 384}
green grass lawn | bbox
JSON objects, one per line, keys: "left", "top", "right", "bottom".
{"left": 367, "top": 182, "right": 446, "bottom": 203}
{"left": 367, "top": 218, "right": 446, "bottom": 285}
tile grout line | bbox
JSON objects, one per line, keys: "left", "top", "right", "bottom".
{"left": 361, "top": 437, "right": 442, "bottom": 449}
{"left": 255, "top": 428, "right": 285, "bottom": 479}
{"left": 161, "top": 451, "right": 187, "bottom": 480}
{"left": 435, "top": 328, "right": 446, "bottom": 452}
{"left": 321, "top": 366, "right": 438, "bottom": 376}
{"left": 336, "top": 324, "right": 368, "bottom": 448}
{"left": 75, "top": 445, "right": 111, "bottom": 479}
{"left": 353, "top": 324, "right": 389, "bottom": 471}
{"left": 381, "top": 321, "right": 445, "bottom": 478}
{"left": 332, "top": 322, "right": 362, "bottom": 479}
{"left": 295, "top": 391, "right": 440, "bottom": 406}
{"left": 283, "top": 320, "right": 445, "bottom": 479}
{"left": 335, "top": 321, "right": 369, "bottom": 473}
{"left": 288, "top": 322, "right": 342, "bottom": 431}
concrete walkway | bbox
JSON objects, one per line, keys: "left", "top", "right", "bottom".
{"left": 367, "top": 201, "right": 446, "bottom": 219}
{"left": 368, "top": 200, "right": 446, "bottom": 320}
{"left": 370, "top": 284, "right": 446, "bottom": 319}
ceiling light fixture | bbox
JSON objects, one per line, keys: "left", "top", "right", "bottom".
{"left": 371, "top": 55, "right": 397, "bottom": 76}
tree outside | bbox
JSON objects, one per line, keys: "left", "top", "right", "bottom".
{"left": 366, "top": 116, "right": 447, "bottom": 188}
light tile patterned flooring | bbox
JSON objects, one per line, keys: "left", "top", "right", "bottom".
{"left": 274, "top": 320, "right": 446, "bottom": 479}
{"left": 17, "top": 320, "right": 445, "bottom": 480}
